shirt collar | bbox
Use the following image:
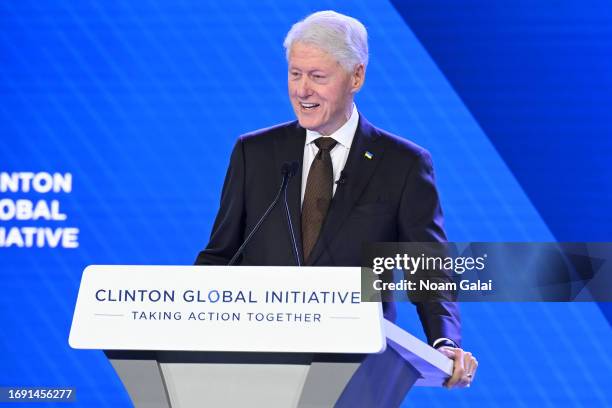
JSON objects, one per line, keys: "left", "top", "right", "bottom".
{"left": 305, "top": 104, "right": 359, "bottom": 149}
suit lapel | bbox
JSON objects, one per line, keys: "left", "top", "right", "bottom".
{"left": 307, "top": 115, "right": 385, "bottom": 265}
{"left": 273, "top": 121, "right": 306, "bottom": 265}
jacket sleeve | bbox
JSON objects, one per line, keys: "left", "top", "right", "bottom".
{"left": 194, "top": 138, "right": 246, "bottom": 265}
{"left": 398, "top": 149, "right": 462, "bottom": 347}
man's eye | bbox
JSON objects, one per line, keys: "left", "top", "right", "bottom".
{"left": 291, "top": 72, "right": 301, "bottom": 78}
{"left": 313, "top": 74, "right": 325, "bottom": 79}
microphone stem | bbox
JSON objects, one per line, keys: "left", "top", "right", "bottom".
{"left": 227, "top": 173, "right": 289, "bottom": 266}
{"left": 283, "top": 184, "right": 302, "bottom": 266}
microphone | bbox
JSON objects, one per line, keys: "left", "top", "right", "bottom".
{"left": 282, "top": 161, "right": 301, "bottom": 266}
{"left": 283, "top": 161, "right": 299, "bottom": 178}
{"left": 227, "top": 162, "right": 298, "bottom": 266}
{"left": 336, "top": 170, "right": 348, "bottom": 185}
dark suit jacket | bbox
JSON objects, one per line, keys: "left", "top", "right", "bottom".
{"left": 195, "top": 114, "right": 461, "bottom": 347}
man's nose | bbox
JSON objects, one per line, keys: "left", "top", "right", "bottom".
{"left": 295, "top": 78, "right": 312, "bottom": 98}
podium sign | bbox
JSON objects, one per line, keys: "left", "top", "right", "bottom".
{"left": 69, "top": 265, "right": 385, "bottom": 353}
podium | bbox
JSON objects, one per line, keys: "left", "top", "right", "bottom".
{"left": 69, "top": 266, "right": 453, "bottom": 408}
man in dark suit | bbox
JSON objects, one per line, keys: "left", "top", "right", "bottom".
{"left": 195, "top": 10, "right": 477, "bottom": 388}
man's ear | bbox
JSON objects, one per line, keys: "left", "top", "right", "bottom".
{"left": 350, "top": 63, "right": 366, "bottom": 93}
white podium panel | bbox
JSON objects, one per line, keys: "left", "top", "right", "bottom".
{"left": 69, "top": 265, "right": 385, "bottom": 354}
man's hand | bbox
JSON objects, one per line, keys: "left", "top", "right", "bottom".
{"left": 437, "top": 347, "right": 478, "bottom": 389}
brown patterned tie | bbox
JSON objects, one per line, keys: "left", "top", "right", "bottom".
{"left": 302, "top": 137, "right": 338, "bottom": 262}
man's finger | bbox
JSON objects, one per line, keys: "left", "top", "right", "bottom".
{"left": 462, "top": 354, "right": 478, "bottom": 388}
{"left": 468, "top": 358, "right": 479, "bottom": 381}
{"left": 463, "top": 352, "right": 473, "bottom": 376}
{"left": 445, "top": 348, "right": 465, "bottom": 388}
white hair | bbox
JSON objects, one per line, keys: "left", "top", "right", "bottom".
{"left": 283, "top": 10, "right": 369, "bottom": 72}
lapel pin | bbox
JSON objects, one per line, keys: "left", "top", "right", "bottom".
{"left": 364, "top": 151, "right": 374, "bottom": 160}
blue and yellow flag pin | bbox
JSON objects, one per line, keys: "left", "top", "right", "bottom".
{"left": 364, "top": 151, "right": 374, "bottom": 160}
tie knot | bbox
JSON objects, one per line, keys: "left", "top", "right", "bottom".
{"left": 314, "top": 137, "right": 337, "bottom": 152}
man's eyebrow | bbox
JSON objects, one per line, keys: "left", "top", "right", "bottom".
{"left": 288, "top": 67, "right": 327, "bottom": 74}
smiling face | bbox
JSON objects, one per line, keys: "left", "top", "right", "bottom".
{"left": 288, "top": 42, "right": 365, "bottom": 135}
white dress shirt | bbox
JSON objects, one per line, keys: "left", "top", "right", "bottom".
{"left": 301, "top": 104, "right": 359, "bottom": 205}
